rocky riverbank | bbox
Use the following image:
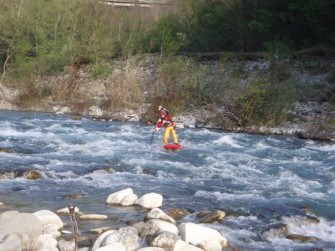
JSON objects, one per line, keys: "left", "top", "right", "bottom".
{"left": 0, "top": 54, "right": 334, "bottom": 142}
{"left": 0, "top": 187, "right": 324, "bottom": 251}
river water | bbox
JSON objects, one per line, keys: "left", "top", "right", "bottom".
{"left": 0, "top": 111, "right": 334, "bottom": 249}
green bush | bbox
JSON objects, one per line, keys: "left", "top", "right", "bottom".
{"left": 13, "top": 81, "right": 50, "bottom": 107}
{"left": 264, "top": 39, "right": 293, "bottom": 60}
{"left": 156, "top": 57, "right": 211, "bottom": 112}
{"left": 84, "top": 61, "right": 112, "bottom": 79}
{"left": 148, "top": 14, "right": 183, "bottom": 55}
{"left": 237, "top": 78, "right": 291, "bottom": 126}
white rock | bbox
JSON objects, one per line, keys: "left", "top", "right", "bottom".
{"left": 92, "top": 227, "right": 139, "bottom": 251}
{"left": 0, "top": 232, "right": 29, "bottom": 251}
{"left": 106, "top": 188, "right": 134, "bottom": 204}
{"left": 89, "top": 105, "right": 103, "bottom": 116}
{"left": 38, "top": 248, "right": 58, "bottom": 251}
{"left": 95, "top": 243, "right": 126, "bottom": 251}
{"left": 61, "top": 230, "right": 73, "bottom": 234}
{"left": 146, "top": 219, "right": 179, "bottom": 235}
{"left": 150, "top": 230, "right": 181, "bottom": 249}
{"left": 147, "top": 208, "right": 176, "bottom": 224}
{"left": 33, "top": 210, "right": 64, "bottom": 230}
{"left": 120, "top": 193, "right": 138, "bottom": 206}
{"left": 0, "top": 100, "right": 16, "bottom": 110}
{"left": 58, "top": 239, "right": 75, "bottom": 251}
{"left": 89, "top": 226, "right": 114, "bottom": 235}
{"left": 54, "top": 106, "right": 71, "bottom": 114}
{"left": 56, "top": 206, "right": 80, "bottom": 214}
{"left": 92, "top": 230, "right": 114, "bottom": 250}
{"left": 137, "top": 248, "right": 166, "bottom": 251}
{"left": 178, "top": 223, "right": 227, "bottom": 246}
{"left": 198, "top": 240, "right": 222, "bottom": 251}
{"left": 79, "top": 214, "right": 108, "bottom": 220}
{"left": 78, "top": 248, "right": 91, "bottom": 251}
{"left": 36, "top": 233, "right": 58, "bottom": 250}
{"left": 173, "top": 239, "right": 203, "bottom": 251}
{"left": 135, "top": 193, "right": 163, "bottom": 209}
{"left": 0, "top": 211, "right": 43, "bottom": 249}
{"left": 42, "top": 225, "right": 61, "bottom": 238}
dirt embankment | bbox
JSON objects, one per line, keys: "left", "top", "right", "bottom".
{"left": 1, "top": 53, "right": 334, "bottom": 142}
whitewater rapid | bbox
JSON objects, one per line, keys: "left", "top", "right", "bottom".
{"left": 0, "top": 111, "right": 334, "bottom": 249}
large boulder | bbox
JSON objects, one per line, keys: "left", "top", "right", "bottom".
{"left": 178, "top": 223, "right": 227, "bottom": 246}
{"left": 106, "top": 188, "right": 134, "bottom": 204}
{"left": 35, "top": 233, "right": 58, "bottom": 250}
{"left": 150, "top": 230, "right": 181, "bottom": 249}
{"left": 146, "top": 208, "right": 176, "bottom": 224}
{"left": 33, "top": 210, "right": 64, "bottom": 230}
{"left": 92, "top": 227, "right": 139, "bottom": 251}
{"left": 95, "top": 243, "right": 126, "bottom": 251}
{"left": 173, "top": 239, "right": 203, "bottom": 251}
{"left": 137, "top": 247, "right": 165, "bottom": 251}
{"left": 120, "top": 193, "right": 138, "bottom": 206}
{"left": 146, "top": 219, "right": 179, "bottom": 235}
{"left": 0, "top": 211, "right": 43, "bottom": 250}
{"left": 135, "top": 193, "right": 163, "bottom": 209}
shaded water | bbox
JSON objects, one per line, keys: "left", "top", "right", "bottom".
{"left": 0, "top": 111, "right": 334, "bottom": 249}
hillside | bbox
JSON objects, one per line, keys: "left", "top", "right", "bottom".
{"left": 1, "top": 49, "right": 334, "bottom": 141}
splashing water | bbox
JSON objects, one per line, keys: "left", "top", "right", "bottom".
{"left": 0, "top": 111, "right": 334, "bottom": 249}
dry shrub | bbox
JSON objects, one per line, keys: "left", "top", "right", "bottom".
{"left": 103, "top": 60, "right": 145, "bottom": 111}
{"left": 13, "top": 81, "right": 51, "bottom": 107}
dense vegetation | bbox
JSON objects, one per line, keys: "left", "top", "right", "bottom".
{"left": 0, "top": 0, "right": 334, "bottom": 128}
{"left": 1, "top": 0, "right": 333, "bottom": 78}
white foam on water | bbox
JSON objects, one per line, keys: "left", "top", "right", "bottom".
{"left": 0, "top": 126, "right": 45, "bottom": 138}
{"left": 45, "top": 170, "right": 82, "bottom": 180}
{"left": 2, "top": 112, "right": 335, "bottom": 250}
{"left": 194, "top": 190, "right": 267, "bottom": 203}
{"left": 49, "top": 137, "right": 119, "bottom": 156}
{"left": 305, "top": 141, "right": 335, "bottom": 152}
{"left": 268, "top": 170, "right": 325, "bottom": 199}
{"left": 282, "top": 215, "right": 335, "bottom": 242}
{"left": 254, "top": 140, "right": 270, "bottom": 149}
{"left": 80, "top": 172, "right": 140, "bottom": 189}
{"left": 212, "top": 135, "right": 243, "bottom": 148}
{"left": 328, "top": 180, "right": 335, "bottom": 194}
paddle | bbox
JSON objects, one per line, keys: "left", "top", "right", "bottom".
{"left": 149, "top": 130, "right": 155, "bottom": 146}
{"left": 149, "top": 110, "right": 160, "bottom": 147}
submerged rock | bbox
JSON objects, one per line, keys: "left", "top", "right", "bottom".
{"left": 0, "top": 148, "right": 13, "bottom": 153}
{"left": 198, "top": 210, "right": 226, "bottom": 223}
{"left": 286, "top": 234, "right": 320, "bottom": 242}
{"left": 262, "top": 223, "right": 289, "bottom": 238}
{"left": 23, "top": 169, "right": 42, "bottom": 180}
{"left": 167, "top": 208, "right": 191, "bottom": 220}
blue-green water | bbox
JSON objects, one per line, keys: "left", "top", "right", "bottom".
{"left": 0, "top": 111, "right": 334, "bottom": 249}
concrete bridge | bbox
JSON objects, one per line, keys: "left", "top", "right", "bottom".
{"left": 104, "top": 0, "right": 172, "bottom": 8}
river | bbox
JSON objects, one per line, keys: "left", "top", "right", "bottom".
{"left": 0, "top": 111, "right": 334, "bottom": 249}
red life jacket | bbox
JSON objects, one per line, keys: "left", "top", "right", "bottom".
{"left": 156, "top": 108, "right": 173, "bottom": 128}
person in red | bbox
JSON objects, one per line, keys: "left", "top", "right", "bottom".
{"left": 153, "top": 105, "right": 179, "bottom": 145}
